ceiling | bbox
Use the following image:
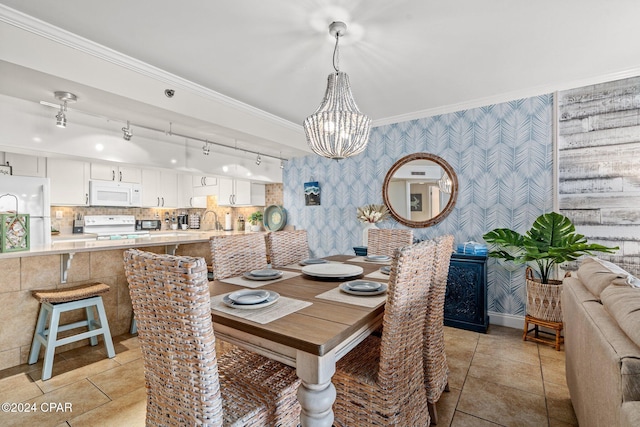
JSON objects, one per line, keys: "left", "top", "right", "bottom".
{"left": 1, "top": 0, "right": 640, "bottom": 162}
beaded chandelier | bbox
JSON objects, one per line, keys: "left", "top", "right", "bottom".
{"left": 303, "top": 21, "right": 371, "bottom": 160}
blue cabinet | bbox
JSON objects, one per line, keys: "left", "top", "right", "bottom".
{"left": 444, "top": 253, "right": 489, "bottom": 333}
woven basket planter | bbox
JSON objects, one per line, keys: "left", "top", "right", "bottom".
{"left": 525, "top": 267, "right": 563, "bottom": 323}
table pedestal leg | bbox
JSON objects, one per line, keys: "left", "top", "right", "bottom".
{"left": 296, "top": 350, "right": 337, "bottom": 427}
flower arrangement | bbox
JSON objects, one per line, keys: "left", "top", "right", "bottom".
{"left": 356, "top": 204, "right": 390, "bottom": 224}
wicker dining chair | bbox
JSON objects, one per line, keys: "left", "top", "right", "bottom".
{"left": 265, "top": 230, "right": 310, "bottom": 268}
{"left": 123, "top": 249, "right": 301, "bottom": 426}
{"left": 367, "top": 228, "right": 414, "bottom": 257}
{"left": 209, "top": 233, "right": 269, "bottom": 280}
{"left": 332, "top": 239, "right": 437, "bottom": 427}
{"left": 424, "top": 234, "right": 455, "bottom": 424}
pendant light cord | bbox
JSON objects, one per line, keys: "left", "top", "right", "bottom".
{"left": 332, "top": 33, "right": 340, "bottom": 72}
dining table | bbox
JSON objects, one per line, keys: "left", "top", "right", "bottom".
{"left": 209, "top": 254, "right": 391, "bottom": 427}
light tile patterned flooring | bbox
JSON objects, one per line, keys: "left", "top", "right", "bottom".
{"left": 0, "top": 325, "right": 576, "bottom": 426}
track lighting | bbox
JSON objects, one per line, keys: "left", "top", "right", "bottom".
{"left": 202, "top": 141, "right": 211, "bottom": 155}
{"left": 256, "top": 154, "right": 262, "bottom": 165}
{"left": 53, "top": 91, "right": 77, "bottom": 129}
{"left": 122, "top": 121, "right": 133, "bottom": 141}
{"left": 280, "top": 159, "right": 285, "bottom": 169}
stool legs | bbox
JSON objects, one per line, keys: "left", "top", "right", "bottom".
{"left": 29, "top": 296, "right": 115, "bottom": 380}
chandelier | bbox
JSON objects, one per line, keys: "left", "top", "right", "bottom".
{"left": 303, "top": 21, "right": 371, "bottom": 160}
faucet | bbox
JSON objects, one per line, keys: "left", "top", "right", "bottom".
{"left": 202, "top": 210, "right": 220, "bottom": 231}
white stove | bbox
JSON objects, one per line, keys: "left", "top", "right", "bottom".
{"left": 84, "top": 215, "right": 150, "bottom": 240}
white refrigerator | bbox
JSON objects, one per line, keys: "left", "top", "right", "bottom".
{"left": 0, "top": 176, "right": 52, "bottom": 248}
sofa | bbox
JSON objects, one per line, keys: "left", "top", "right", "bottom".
{"left": 563, "top": 257, "right": 640, "bottom": 427}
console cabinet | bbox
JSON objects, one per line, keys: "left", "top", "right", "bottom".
{"left": 444, "top": 253, "right": 489, "bottom": 333}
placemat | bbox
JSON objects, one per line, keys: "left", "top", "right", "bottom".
{"left": 211, "top": 292, "right": 312, "bottom": 324}
{"left": 219, "top": 270, "right": 301, "bottom": 288}
{"left": 365, "top": 270, "right": 390, "bottom": 281}
{"left": 315, "top": 287, "right": 387, "bottom": 308}
{"left": 282, "top": 260, "right": 344, "bottom": 271}
{"left": 347, "top": 256, "right": 392, "bottom": 265}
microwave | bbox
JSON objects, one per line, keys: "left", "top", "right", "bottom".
{"left": 89, "top": 180, "right": 142, "bottom": 207}
{"left": 136, "top": 219, "right": 162, "bottom": 231}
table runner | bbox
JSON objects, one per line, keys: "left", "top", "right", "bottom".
{"left": 315, "top": 287, "right": 387, "bottom": 308}
{"left": 211, "top": 292, "right": 312, "bottom": 324}
{"left": 347, "top": 256, "right": 392, "bottom": 265}
{"left": 219, "top": 270, "right": 301, "bottom": 288}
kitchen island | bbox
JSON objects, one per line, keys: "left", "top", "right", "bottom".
{"left": 0, "top": 229, "right": 263, "bottom": 371}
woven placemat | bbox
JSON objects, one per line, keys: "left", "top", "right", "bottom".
{"left": 365, "top": 270, "right": 390, "bottom": 281}
{"left": 282, "top": 260, "right": 344, "bottom": 271}
{"left": 211, "top": 292, "right": 312, "bottom": 324}
{"left": 346, "top": 256, "right": 392, "bottom": 265}
{"left": 219, "top": 270, "right": 301, "bottom": 288}
{"left": 315, "top": 287, "right": 387, "bottom": 308}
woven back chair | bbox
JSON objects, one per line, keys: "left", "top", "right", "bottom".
{"left": 123, "top": 249, "right": 300, "bottom": 426}
{"left": 332, "top": 239, "right": 437, "bottom": 427}
{"left": 424, "top": 234, "right": 455, "bottom": 424}
{"left": 266, "top": 230, "right": 310, "bottom": 268}
{"left": 367, "top": 228, "right": 414, "bottom": 257}
{"left": 209, "top": 233, "right": 268, "bottom": 280}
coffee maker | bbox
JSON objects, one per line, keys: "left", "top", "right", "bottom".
{"left": 177, "top": 213, "right": 189, "bottom": 229}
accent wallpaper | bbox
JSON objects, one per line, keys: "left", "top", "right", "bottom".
{"left": 283, "top": 94, "right": 554, "bottom": 318}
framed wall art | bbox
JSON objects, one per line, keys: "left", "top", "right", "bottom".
{"left": 304, "top": 181, "right": 320, "bottom": 206}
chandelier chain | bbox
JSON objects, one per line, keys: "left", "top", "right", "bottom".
{"left": 332, "top": 32, "right": 340, "bottom": 72}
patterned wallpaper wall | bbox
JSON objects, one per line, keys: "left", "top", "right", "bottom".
{"left": 283, "top": 94, "right": 554, "bottom": 318}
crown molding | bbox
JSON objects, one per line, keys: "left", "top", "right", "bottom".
{"left": 0, "top": 4, "right": 302, "bottom": 132}
{"left": 373, "top": 66, "right": 640, "bottom": 128}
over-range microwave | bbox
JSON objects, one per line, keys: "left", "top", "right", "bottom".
{"left": 89, "top": 180, "right": 142, "bottom": 207}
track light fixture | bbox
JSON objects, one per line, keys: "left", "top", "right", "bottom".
{"left": 122, "top": 121, "right": 133, "bottom": 141}
{"left": 202, "top": 141, "right": 211, "bottom": 155}
{"left": 256, "top": 154, "right": 262, "bottom": 165}
{"left": 280, "top": 159, "right": 285, "bottom": 169}
{"left": 53, "top": 91, "right": 77, "bottom": 128}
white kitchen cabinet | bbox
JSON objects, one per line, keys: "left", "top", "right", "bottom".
{"left": 192, "top": 175, "right": 218, "bottom": 187}
{"left": 91, "top": 163, "right": 142, "bottom": 183}
{"left": 47, "top": 158, "right": 90, "bottom": 206}
{"left": 4, "top": 152, "right": 46, "bottom": 177}
{"left": 179, "top": 174, "right": 207, "bottom": 208}
{"left": 141, "top": 169, "right": 178, "bottom": 208}
{"left": 218, "top": 177, "right": 254, "bottom": 206}
{"left": 251, "top": 182, "right": 266, "bottom": 206}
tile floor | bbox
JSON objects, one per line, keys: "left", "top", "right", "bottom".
{"left": 0, "top": 325, "right": 576, "bottom": 426}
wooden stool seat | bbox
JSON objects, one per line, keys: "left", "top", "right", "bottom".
{"left": 29, "top": 282, "right": 116, "bottom": 380}
{"left": 523, "top": 315, "right": 564, "bottom": 351}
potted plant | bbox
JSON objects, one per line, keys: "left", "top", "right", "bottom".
{"left": 248, "top": 211, "right": 263, "bottom": 232}
{"left": 482, "top": 211, "right": 618, "bottom": 321}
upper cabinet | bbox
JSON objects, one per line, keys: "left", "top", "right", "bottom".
{"left": 47, "top": 158, "right": 90, "bottom": 206}
{"left": 91, "top": 163, "right": 142, "bottom": 183}
{"left": 192, "top": 175, "right": 218, "bottom": 187}
{"left": 179, "top": 174, "right": 207, "bottom": 208}
{"left": 218, "top": 178, "right": 264, "bottom": 206}
{"left": 3, "top": 153, "right": 46, "bottom": 177}
{"left": 141, "top": 169, "right": 178, "bottom": 208}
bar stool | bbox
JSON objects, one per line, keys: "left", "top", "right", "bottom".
{"left": 29, "top": 282, "right": 116, "bottom": 380}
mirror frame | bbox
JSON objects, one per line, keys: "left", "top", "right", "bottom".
{"left": 382, "top": 152, "right": 458, "bottom": 228}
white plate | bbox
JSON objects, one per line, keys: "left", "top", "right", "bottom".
{"left": 242, "top": 271, "right": 284, "bottom": 281}
{"left": 228, "top": 289, "right": 270, "bottom": 305}
{"left": 379, "top": 266, "right": 391, "bottom": 275}
{"left": 365, "top": 255, "right": 391, "bottom": 262}
{"left": 339, "top": 282, "right": 388, "bottom": 296}
{"left": 223, "top": 290, "right": 280, "bottom": 309}
{"left": 299, "top": 258, "right": 328, "bottom": 266}
{"left": 250, "top": 269, "right": 281, "bottom": 277}
{"left": 302, "top": 263, "right": 363, "bottom": 278}
{"left": 343, "top": 280, "right": 382, "bottom": 292}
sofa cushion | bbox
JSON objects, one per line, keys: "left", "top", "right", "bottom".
{"left": 601, "top": 284, "right": 640, "bottom": 349}
{"left": 576, "top": 257, "right": 631, "bottom": 299}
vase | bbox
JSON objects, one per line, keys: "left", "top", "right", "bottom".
{"left": 361, "top": 222, "right": 378, "bottom": 246}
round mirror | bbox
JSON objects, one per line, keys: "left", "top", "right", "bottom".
{"left": 382, "top": 153, "right": 458, "bottom": 228}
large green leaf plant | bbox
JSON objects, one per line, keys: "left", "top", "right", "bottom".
{"left": 483, "top": 212, "right": 618, "bottom": 284}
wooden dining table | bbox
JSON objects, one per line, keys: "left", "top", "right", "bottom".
{"left": 209, "top": 255, "right": 389, "bottom": 427}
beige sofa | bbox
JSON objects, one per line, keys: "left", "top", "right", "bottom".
{"left": 563, "top": 257, "right": 640, "bottom": 427}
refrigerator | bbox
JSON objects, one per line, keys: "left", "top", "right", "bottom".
{"left": 0, "top": 176, "right": 52, "bottom": 248}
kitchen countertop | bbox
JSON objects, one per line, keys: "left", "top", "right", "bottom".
{"left": 0, "top": 229, "right": 263, "bottom": 259}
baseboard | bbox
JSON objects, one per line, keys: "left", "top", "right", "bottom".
{"left": 488, "top": 312, "right": 525, "bottom": 330}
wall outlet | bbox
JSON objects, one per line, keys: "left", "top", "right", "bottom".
{"left": 55, "top": 210, "right": 63, "bottom": 219}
